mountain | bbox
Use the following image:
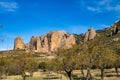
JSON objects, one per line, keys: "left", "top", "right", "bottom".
{"left": 96, "top": 20, "right": 120, "bottom": 43}
{"left": 75, "top": 20, "right": 120, "bottom": 43}
{"left": 13, "top": 20, "right": 120, "bottom": 53}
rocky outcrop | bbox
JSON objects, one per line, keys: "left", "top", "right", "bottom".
{"left": 84, "top": 28, "right": 96, "bottom": 42}
{"left": 28, "top": 35, "right": 50, "bottom": 52}
{"left": 14, "top": 30, "right": 76, "bottom": 52}
{"left": 111, "top": 24, "right": 119, "bottom": 36}
{"left": 108, "top": 20, "right": 120, "bottom": 36}
{"left": 111, "top": 37, "right": 120, "bottom": 42}
{"left": 14, "top": 37, "right": 24, "bottom": 49}
{"left": 84, "top": 32, "right": 89, "bottom": 43}
{"left": 50, "top": 31, "right": 76, "bottom": 51}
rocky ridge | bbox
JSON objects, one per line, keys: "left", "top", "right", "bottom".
{"left": 14, "top": 20, "right": 120, "bottom": 52}
{"left": 14, "top": 30, "right": 76, "bottom": 52}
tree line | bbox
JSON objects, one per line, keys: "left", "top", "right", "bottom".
{"left": 42, "top": 36, "right": 120, "bottom": 80}
{"left": 0, "top": 36, "right": 120, "bottom": 80}
{"left": 0, "top": 51, "right": 38, "bottom": 80}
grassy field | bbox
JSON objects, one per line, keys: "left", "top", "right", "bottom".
{"left": 2, "top": 70, "right": 67, "bottom": 80}
{"left": 72, "top": 68, "right": 120, "bottom": 80}
{"left": 2, "top": 68, "right": 120, "bottom": 80}
{"left": 1, "top": 51, "right": 120, "bottom": 80}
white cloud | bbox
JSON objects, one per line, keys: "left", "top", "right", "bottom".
{"left": 98, "top": 0, "right": 111, "bottom": 5}
{"left": 80, "top": 0, "right": 120, "bottom": 13}
{"left": 87, "top": 6, "right": 101, "bottom": 13}
{"left": 115, "top": 4, "right": 120, "bottom": 11}
{"left": 93, "top": 24, "right": 110, "bottom": 30}
{"left": 67, "top": 25, "right": 88, "bottom": 34}
{"left": 99, "top": 24, "right": 109, "bottom": 29}
{"left": 0, "top": 1, "right": 18, "bottom": 12}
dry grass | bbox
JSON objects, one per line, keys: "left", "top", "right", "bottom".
{"left": 2, "top": 70, "right": 67, "bottom": 80}
{"left": 2, "top": 68, "right": 120, "bottom": 80}
{"left": 73, "top": 68, "right": 120, "bottom": 80}
{"left": 1, "top": 51, "right": 120, "bottom": 80}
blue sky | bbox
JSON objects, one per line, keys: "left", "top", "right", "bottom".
{"left": 0, "top": 0, "right": 120, "bottom": 50}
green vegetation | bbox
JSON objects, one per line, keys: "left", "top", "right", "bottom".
{"left": 0, "top": 33, "right": 120, "bottom": 80}
{"left": 45, "top": 34, "right": 120, "bottom": 80}
{"left": 0, "top": 22, "right": 120, "bottom": 80}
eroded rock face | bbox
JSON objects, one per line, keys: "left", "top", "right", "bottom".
{"left": 14, "top": 37, "right": 24, "bottom": 49}
{"left": 111, "top": 24, "right": 119, "bottom": 36}
{"left": 88, "top": 28, "right": 96, "bottom": 40}
{"left": 84, "top": 32, "right": 89, "bottom": 43}
{"left": 14, "top": 30, "right": 76, "bottom": 52}
{"left": 108, "top": 20, "right": 120, "bottom": 36}
{"left": 84, "top": 28, "right": 96, "bottom": 42}
{"left": 50, "top": 31, "right": 76, "bottom": 51}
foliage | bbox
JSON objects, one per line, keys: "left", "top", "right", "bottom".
{"left": 38, "top": 62, "right": 46, "bottom": 71}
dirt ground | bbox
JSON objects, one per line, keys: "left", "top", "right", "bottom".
{"left": 2, "top": 68, "right": 120, "bottom": 80}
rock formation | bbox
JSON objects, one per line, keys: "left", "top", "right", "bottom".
{"left": 14, "top": 30, "right": 76, "bottom": 52}
{"left": 112, "top": 37, "right": 120, "bottom": 42}
{"left": 111, "top": 24, "right": 119, "bottom": 36}
{"left": 50, "top": 31, "right": 75, "bottom": 51}
{"left": 84, "top": 32, "right": 89, "bottom": 43}
{"left": 84, "top": 28, "right": 96, "bottom": 42}
{"left": 14, "top": 37, "right": 24, "bottom": 49}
